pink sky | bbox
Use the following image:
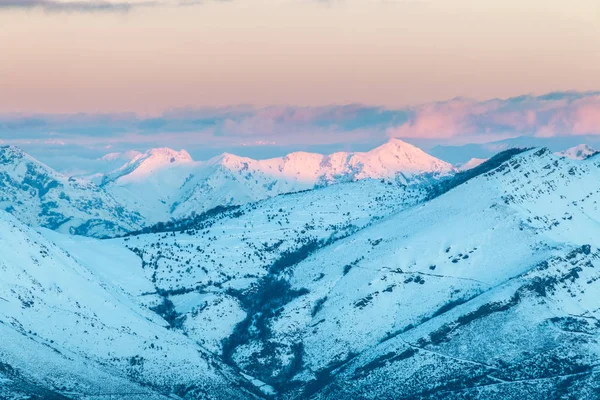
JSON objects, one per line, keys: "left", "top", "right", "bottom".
{"left": 0, "top": 0, "right": 599, "bottom": 114}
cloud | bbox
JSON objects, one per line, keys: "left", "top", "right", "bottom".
{"left": 0, "top": 0, "right": 211, "bottom": 12}
{"left": 386, "top": 91, "right": 600, "bottom": 139}
{"left": 2, "top": 91, "right": 600, "bottom": 159}
{"left": 386, "top": 99, "right": 475, "bottom": 139}
{"left": 5, "top": 90, "right": 600, "bottom": 176}
{"left": 0, "top": 0, "right": 155, "bottom": 12}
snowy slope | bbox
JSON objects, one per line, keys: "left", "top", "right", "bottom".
{"left": 77, "top": 150, "right": 144, "bottom": 185}
{"left": 6, "top": 142, "right": 600, "bottom": 398}
{"left": 116, "top": 178, "right": 426, "bottom": 354}
{"left": 114, "top": 146, "right": 600, "bottom": 397}
{"left": 317, "top": 244, "right": 600, "bottom": 400}
{"left": 557, "top": 144, "right": 598, "bottom": 160}
{"left": 0, "top": 145, "right": 144, "bottom": 237}
{"left": 236, "top": 147, "right": 600, "bottom": 398}
{"left": 458, "top": 157, "right": 488, "bottom": 171}
{"left": 100, "top": 148, "right": 196, "bottom": 220}
{"left": 0, "top": 210, "right": 259, "bottom": 399}
{"left": 174, "top": 139, "right": 454, "bottom": 220}
{"left": 102, "top": 139, "right": 455, "bottom": 222}
{"left": 0, "top": 140, "right": 452, "bottom": 235}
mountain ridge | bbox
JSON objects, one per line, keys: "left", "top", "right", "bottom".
{"left": 557, "top": 144, "right": 599, "bottom": 160}
{"left": 104, "top": 146, "right": 600, "bottom": 398}
{"left": 0, "top": 145, "right": 144, "bottom": 238}
{"left": 102, "top": 139, "right": 456, "bottom": 222}
{"left": 0, "top": 140, "right": 456, "bottom": 237}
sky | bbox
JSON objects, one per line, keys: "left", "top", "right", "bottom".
{"left": 1, "top": 0, "right": 599, "bottom": 115}
{"left": 1, "top": 0, "right": 599, "bottom": 173}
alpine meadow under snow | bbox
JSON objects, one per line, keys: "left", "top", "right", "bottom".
{"left": 2, "top": 139, "right": 600, "bottom": 399}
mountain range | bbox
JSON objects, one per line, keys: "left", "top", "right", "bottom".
{"left": 0, "top": 139, "right": 455, "bottom": 235}
{"left": 100, "top": 139, "right": 455, "bottom": 222}
{"left": 429, "top": 135, "right": 600, "bottom": 164}
{"left": 0, "top": 145, "right": 144, "bottom": 237}
{"left": 2, "top": 140, "right": 600, "bottom": 399}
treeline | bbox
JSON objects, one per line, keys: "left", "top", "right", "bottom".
{"left": 121, "top": 204, "right": 243, "bottom": 237}
{"left": 425, "top": 147, "right": 531, "bottom": 200}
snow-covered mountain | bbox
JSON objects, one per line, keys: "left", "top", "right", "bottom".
{"left": 99, "top": 148, "right": 196, "bottom": 220}
{"left": 557, "top": 144, "right": 598, "bottom": 160}
{"left": 77, "top": 150, "right": 144, "bottom": 184}
{"left": 0, "top": 210, "right": 259, "bottom": 399}
{"left": 101, "top": 147, "right": 195, "bottom": 185}
{"left": 102, "top": 139, "right": 455, "bottom": 222}
{"left": 107, "top": 147, "right": 600, "bottom": 398}
{"left": 0, "top": 175, "right": 422, "bottom": 398}
{"left": 298, "top": 149, "right": 600, "bottom": 398}
{"left": 458, "top": 157, "right": 488, "bottom": 171}
{"left": 5, "top": 141, "right": 600, "bottom": 398}
{"left": 0, "top": 141, "right": 453, "bottom": 237}
{"left": 429, "top": 135, "right": 600, "bottom": 164}
{"left": 0, "top": 145, "right": 144, "bottom": 238}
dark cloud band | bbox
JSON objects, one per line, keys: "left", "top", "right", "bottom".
{"left": 0, "top": 0, "right": 159, "bottom": 12}
{"left": 1, "top": 91, "right": 599, "bottom": 143}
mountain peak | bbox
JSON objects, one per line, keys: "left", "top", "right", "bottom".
{"left": 370, "top": 138, "right": 432, "bottom": 158}
{"left": 209, "top": 152, "right": 251, "bottom": 167}
{"left": 0, "top": 145, "right": 60, "bottom": 177}
{"left": 558, "top": 144, "right": 598, "bottom": 160}
{"left": 143, "top": 147, "right": 193, "bottom": 163}
{"left": 385, "top": 137, "right": 413, "bottom": 146}
{"left": 102, "top": 147, "right": 195, "bottom": 186}
{"left": 122, "top": 147, "right": 194, "bottom": 172}
{"left": 355, "top": 138, "right": 455, "bottom": 178}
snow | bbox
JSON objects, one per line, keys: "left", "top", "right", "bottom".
{"left": 0, "top": 210, "right": 258, "bottom": 399}
{"left": 105, "top": 147, "right": 194, "bottom": 184}
{"left": 102, "top": 138, "right": 454, "bottom": 222}
{"left": 266, "top": 148, "right": 600, "bottom": 393}
{"left": 0, "top": 145, "right": 144, "bottom": 237}
{"left": 149, "top": 146, "right": 600, "bottom": 393}
{"left": 557, "top": 144, "right": 598, "bottom": 160}
{"left": 100, "top": 150, "right": 143, "bottom": 162}
{"left": 458, "top": 157, "right": 488, "bottom": 171}
{"left": 4, "top": 141, "right": 600, "bottom": 398}
{"left": 240, "top": 372, "right": 277, "bottom": 396}
{"left": 0, "top": 140, "right": 454, "bottom": 236}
